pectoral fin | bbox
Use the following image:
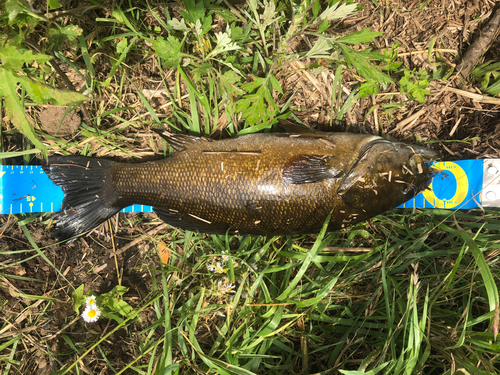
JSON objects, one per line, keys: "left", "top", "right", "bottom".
{"left": 283, "top": 155, "right": 340, "bottom": 184}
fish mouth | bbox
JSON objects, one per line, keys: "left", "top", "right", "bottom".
{"left": 403, "top": 143, "right": 440, "bottom": 162}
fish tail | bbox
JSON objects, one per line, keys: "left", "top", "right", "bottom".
{"left": 42, "top": 156, "right": 121, "bottom": 241}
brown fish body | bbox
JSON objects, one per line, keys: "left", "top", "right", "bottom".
{"left": 43, "top": 132, "right": 438, "bottom": 240}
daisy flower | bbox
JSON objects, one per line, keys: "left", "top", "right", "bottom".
{"left": 217, "top": 279, "right": 236, "bottom": 295}
{"left": 214, "top": 262, "right": 226, "bottom": 274}
{"left": 82, "top": 305, "right": 101, "bottom": 323}
{"left": 85, "top": 295, "right": 97, "bottom": 306}
{"left": 207, "top": 261, "right": 215, "bottom": 272}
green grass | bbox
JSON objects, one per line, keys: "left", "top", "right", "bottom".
{"left": 1, "top": 0, "right": 500, "bottom": 374}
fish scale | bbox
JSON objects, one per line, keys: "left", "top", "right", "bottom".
{"left": 36, "top": 132, "right": 439, "bottom": 241}
{"left": 110, "top": 136, "right": 341, "bottom": 235}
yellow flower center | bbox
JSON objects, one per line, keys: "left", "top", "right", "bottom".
{"left": 89, "top": 299, "right": 95, "bottom": 304}
{"left": 88, "top": 310, "right": 96, "bottom": 318}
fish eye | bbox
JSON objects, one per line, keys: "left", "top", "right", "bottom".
{"left": 409, "top": 154, "right": 424, "bottom": 173}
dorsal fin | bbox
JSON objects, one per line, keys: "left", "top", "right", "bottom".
{"left": 152, "top": 129, "right": 211, "bottom": 152}
{"left": 277, "top": 119, "right": 317, "bottom": 134}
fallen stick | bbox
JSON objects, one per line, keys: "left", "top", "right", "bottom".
{"left": 457, "top": 5, "right": 500, "bottom": 79}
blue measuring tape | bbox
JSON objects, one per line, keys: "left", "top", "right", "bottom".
{"left": 1, "top": 160, "right": 498, "bottom": 215}
{"left": 0, "top": 164, "right": 152, "bottom": 215}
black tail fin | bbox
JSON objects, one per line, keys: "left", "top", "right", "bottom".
{"left": 42, "top": 156, "right": 122, "bottom": 242}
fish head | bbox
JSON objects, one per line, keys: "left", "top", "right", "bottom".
{"left": 336, "top": 138, "right": 439, "bottom": 214}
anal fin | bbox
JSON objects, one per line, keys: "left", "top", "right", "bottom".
{"left": 154, "top": 207, "right": 227, "bottom": 234}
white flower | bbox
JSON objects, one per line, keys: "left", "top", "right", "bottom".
{"left": 85, "top": 295, "right": 97, "bottom": 306}
{"left": 221, "top": 251, "right": 229, "bottom": 262}
{"left": 207, "top": 261, "right": 215, "bottom": 272}
{"left": 214, "top": 262, "right": 226, "bottom": 274}
{"left": 171, "top": 275, "right": 182, "bottom": 286}
{"left": 82, "top": 305, "right": 101, "bottom": 323}
{"left": 217, "top": 280, "right": 236, "bottom": 295}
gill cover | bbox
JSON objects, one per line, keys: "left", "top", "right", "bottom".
{"left": 337, "top": 139, "right": 437, "bottom": 210}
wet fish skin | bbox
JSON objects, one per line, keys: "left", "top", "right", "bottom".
{"left": 43, "top": 132, "right": 438, "bottom": 241}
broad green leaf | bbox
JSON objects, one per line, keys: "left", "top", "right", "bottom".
{"left": 5, "top": 0, "right": 44, "bottom": 25}
{"left": 312, "top": 0, "right": 321, "bottom": 18}
{"left": 0, "top": 45, "right": 87, "bottom": 158}
{"left": 399, "top": 69, "right": 431, "bottom": 103}
{"left": 5, "top": 0, "right": 26, "bottom": 24}
{"left": 116, "top": 37, "right": 128, "bottom": 54}
{"left": 194, "top": 19, "right": 203, "bottom": 36}
{"left": 47, "top": 24, "right": 83, "bottom": 47}
{"left": 269, "top": 74, "right": 282, "bottom": 94}
{"left": 18, "top": 76, "right": 87, "bottom": 105}
{"left": 48, "top": 0, "right": 61, "bottom": 9}
{"left": 317, "top": 18, "right": 330, "bottom": 33}
{"left": 0, "top": 45, "right": 51, "bottom": 71}
{"left": 240, "top": 77, "right": 266, "bottom": 93}
{"left": 109, "top": 298, "right": 134, "bottom": 317}
{"left": 219, "top": 70, "right": 244, "bottom": 97}
{"left": 358, "top": 79, "right": 380, "bottom": 97}
{"left": 180, "top": 0, "right": 206, "bottom": 24}
{"left": 153, "top": 35, "right": 184, "bottom": 68}
{"left": 337, "top": 28, "right": 384, "bottom": 45}
{"left": 71, "top": 284, "right": 85, "bottom": 313}
{"left": 0, "top": 68, "right": 47, "bottom": 156}
{"left": 201, "top": 14, "right": 212, "bottom": 35}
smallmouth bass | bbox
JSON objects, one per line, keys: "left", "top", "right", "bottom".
{"left": 43, "top": 131, "right": 438, "bottom": 241}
